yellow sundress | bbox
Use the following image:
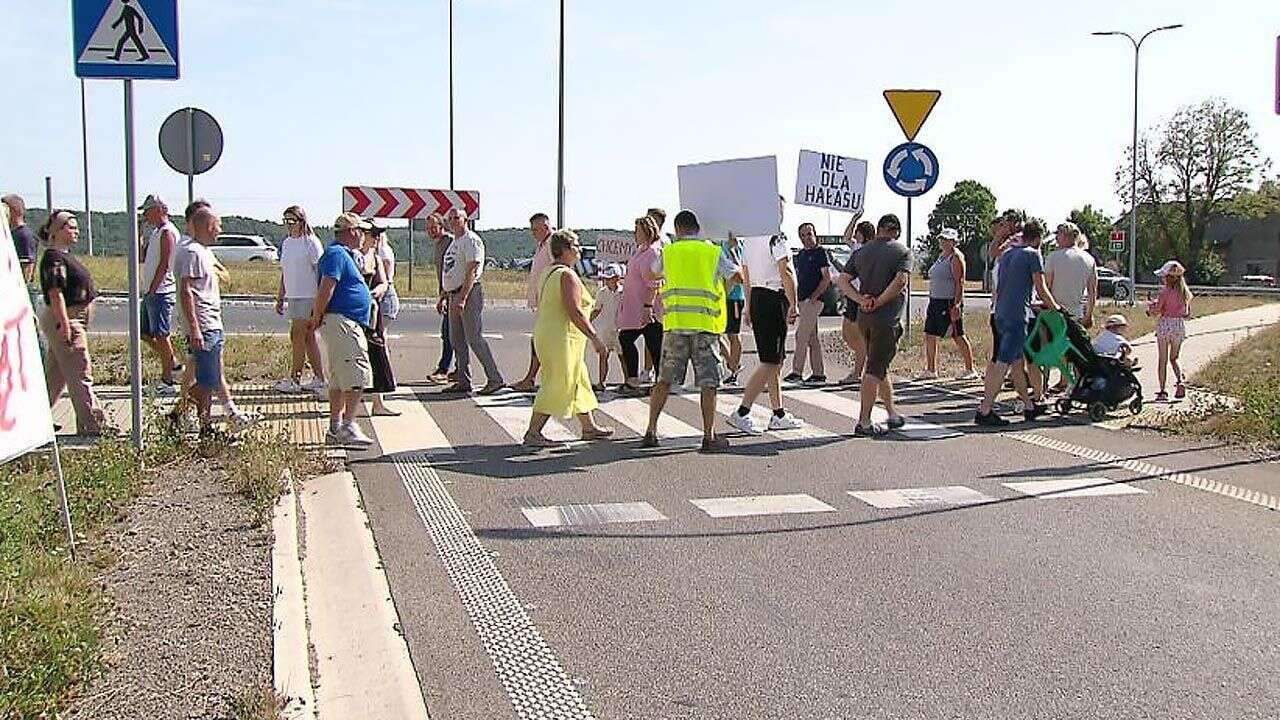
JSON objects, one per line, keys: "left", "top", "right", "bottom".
{"left": 532, "top": 265, "right": 599, "bottom": 418}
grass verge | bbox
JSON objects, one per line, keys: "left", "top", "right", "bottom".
{"left": 90, "top": 333, "right": 292, "bottom": 386}
{"left": 1171, "top": 322, "right": 1280, "bottom": 448}
{"left": 0, "top": 408, "right": 329, "bottom": 716}
{"left": 220, "top": 684, "right": 288, "bottom": 720}
{"left": 80, "top": 255, "right": 530, "bottom": 301}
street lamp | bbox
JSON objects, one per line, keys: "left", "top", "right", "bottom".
{"left": 1092, "top": 24, "right": 1183, "bottom": 300}
{"left": 556, "top": 0, "right": 565, "bottom": 228}
{"left": 448, "top": 0, "right": 455, "bottom": 189}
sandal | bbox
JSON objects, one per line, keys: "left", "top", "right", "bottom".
{"left": 582, "top": 426, "right": 615, "bottom": 441}
{"left": 1154, "top": 391, "right": 1169, "bottom": 402}
{"left": 372, "top": 407, "right": 402, "bottom": 417}
{"left": 522, "top": 433, "right": 560, "bottom": 448}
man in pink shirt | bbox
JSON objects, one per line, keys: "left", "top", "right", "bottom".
{"left": 511, "top": 212, "right": 555, "bottom": 393}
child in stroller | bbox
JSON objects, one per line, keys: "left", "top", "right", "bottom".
{"left": 1025, "top": 309, "right": 1144, "bottom": 421}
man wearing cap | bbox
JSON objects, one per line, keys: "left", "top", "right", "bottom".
{"left": 440, "top": 208, "right": 506, "bottom": 395}
{"left": 309, "top": 213, "right": 375, "bottom": 446}
{"left": 139, "top": 195, "right": 183, "bottom": 394}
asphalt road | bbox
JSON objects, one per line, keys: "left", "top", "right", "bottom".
{"left": 87, "top": 293, "right": 993, "bottom": 336}
{"left": 337, "top": 332, "right": 1279, "bottom": 719}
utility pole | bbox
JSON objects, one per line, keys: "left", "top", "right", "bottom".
{"left": 556, "top": 0, "right": 566, "bottom": 227}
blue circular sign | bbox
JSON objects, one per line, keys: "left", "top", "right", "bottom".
{"left": 883, "top": 142, "right": 940, "bottom": 198}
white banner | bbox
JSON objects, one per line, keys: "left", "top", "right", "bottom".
{"left": 794, "top": 150, "right": 868, "bottom": 214}
{"left": 0, "top": 205, "right": 55, "bottom": 464}
{"left": 677, "top": 156, "right": 781, "bottom": 239}
{"left": 594, "top": 233, "right": 636, "bottom": 265}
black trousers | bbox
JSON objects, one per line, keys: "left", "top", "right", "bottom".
{"left": 619, "top": 321, "right": 664, "bottom": 379}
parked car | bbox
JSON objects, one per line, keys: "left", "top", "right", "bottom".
{"left": 212, "top": 234, "right": 278, "bottom": 263}
{"left": 574, "top": 245, "right": 599, "bottom": 279}
{"left": 1096, "top": 266, "right": 1134, "bottom": 301}
{"left": 1240, "top": 274, "right": 1276, "bottom": 288}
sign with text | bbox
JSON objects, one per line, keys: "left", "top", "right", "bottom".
{"left": 595, "top": 233, "right": 636, "bottom": 265}
{"left": 0, "top": 206, "right": 55, "bottom": 464}
{"left": 794, "top": 150, "right": 868, "bottom": 214}
{"left": 677, "top": 156, "right": 781, "bottom": 239}
{"left": 1109, "top": 229, "right": 1127, "bottom": 252}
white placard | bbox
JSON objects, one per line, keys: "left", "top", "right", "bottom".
{"left": 0, "top": 205, "right": 55, "bottom": 464}
{"left": 677, "top": 156, "right": 781, "bottom": 239}
{"left": 794, "top": 149, "right": 868, "bottom": 213}
{"left": 595, "top": 232, "right": 636, "bottom": 265}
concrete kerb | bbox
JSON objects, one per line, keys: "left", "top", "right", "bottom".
{"left": 271, "top": 467, "right": 317, "bottom": 720}
{"left": 97, "top": 291, "right": 529, "bottom": 309}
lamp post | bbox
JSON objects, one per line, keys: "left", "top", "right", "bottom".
{"left": 448, "top": 0, "right": 454, "bottom": 190}
{"left": 556, "top": 0, "right": 566, "bottom": 228}
{"left": 1092, "top": 24, "right": 1183, "bottom": 301}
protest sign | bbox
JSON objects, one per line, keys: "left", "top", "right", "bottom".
{"left": 677, "top": 156, "right": 781, "bottom": 238}
{"left": 794, "top": 150, "right": 867, "bottom": 214}
{"left": 595, "top": 232, "right": 636, "bottom": 265}
{"left": 0, "top": 205, "right": 55, "bottom": 464}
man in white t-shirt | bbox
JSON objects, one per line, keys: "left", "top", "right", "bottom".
{"left": 1045, "top": 221, "right": 1098, "bottom": 392}
{"left": 511, "top": 212, "right": 554, "bottom": 392}
{"left": 727, "top": 196, "right": 806, "bottom": 435}
{"left": 439, "top": 208, "right": 505, "bottom": 395}
{"left": 139, "top": 195, "right": 182, "bottom": 393}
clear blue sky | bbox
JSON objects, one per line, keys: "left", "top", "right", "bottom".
{"left": 5, "top": 0, "right": 1278, "bottom": 235}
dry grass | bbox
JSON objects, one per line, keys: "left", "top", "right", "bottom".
{"left": 79, "top": 255, "right": 530, "bottom": 300}
{"left": 1177, "top": 322, "right": 1280, "bottom": 448}
{"left": 89, "top": 334, "right": 291, "bottom": 386}
{"left": 220, "top": 684, "right": 288, "bottom": 720}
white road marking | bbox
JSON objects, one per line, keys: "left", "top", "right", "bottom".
{"left": 473, "top": 394, "right": 578, "bottom": 444}
{"left": 1009, "top": 432, "right": 1279, "bottom": 511}
{"left": 786, "top": 388, "right": 962, "bottom": 440}
{"left": 850, "top": 485, "right": 994, "bottom": 509}
{"left": 521, "top": 501, "right": 667, "bottom": 528}
{"left": 367, "top": 395, "right": 454, "bottom": 457}
{"left": 690, "top": 493, "right": 837, "bottom": 518}
{"left": 713, "top": 395, "right": 836, "bottom": 442}
{"left": 1002, "top": 477, "right": 1148, "bottom": 499}
{"left": 595, "top": 395, "right": 702, "bottom": 447}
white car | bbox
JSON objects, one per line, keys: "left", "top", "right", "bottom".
{"left": 211, "top": 234, "right": 279, "bottom": 263}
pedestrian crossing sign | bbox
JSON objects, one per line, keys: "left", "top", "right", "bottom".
{"left": 73, "top": 0, "right": 180, "bottom": 80}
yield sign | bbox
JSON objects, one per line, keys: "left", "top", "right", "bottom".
{"left": 883, "top": 89, "right": 941, "bottom": 142}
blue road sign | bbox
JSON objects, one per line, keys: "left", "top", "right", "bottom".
{"left": 74, "top": 0, "right": 180, "bottom": 80}
{"left": 882, "top": 142, "right": 939, "bottom": 198}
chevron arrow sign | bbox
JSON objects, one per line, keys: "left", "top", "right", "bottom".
{"left": 342, "top": 186, "right": 481, "bottom": 220}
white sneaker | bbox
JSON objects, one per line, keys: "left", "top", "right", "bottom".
{"left": 639, "top": 370, "right": 654, "bottom": 384}
{"left": 767, "top": 411, "right": 805, "bottom": 431}
{"left": 840, "top": 371, "right": 861, "bottom": 385}
{"left": 302, "top": 378, "right": 327, "bottom": 392}
{"left": 343, "top": 423, "right": 375, "bottom": 446}
{"left": 915, "top": 370, "right": 938, "bottom": 380}
{"left": 274, "top": 378, "right": 302, "bottom": 393}
{"left": 154, "top": 382, "right": 178, "bottom": 397}
{"left": 956, "top": 370, "right": 982, "bottom": 381}
{"left": 726, "top": 410, "right": 764, "bottom": 435}
{"left": 227, "top": 411, "right": 261, "bottom": 433}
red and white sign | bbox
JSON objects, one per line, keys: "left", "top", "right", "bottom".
{"left": 342, "top": 186, "right": 480, "bottom": 220}
{"left": 0, "top": 205, "right": 55, "bottom": 464}
{"left": 1110, "top": 230, "right": 1126, "bottom": 243}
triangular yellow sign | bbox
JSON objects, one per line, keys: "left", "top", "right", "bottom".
{"left": 883, "top": 90, "right": 941, "bottom": 142}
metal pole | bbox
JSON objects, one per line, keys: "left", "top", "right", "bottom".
{"left": 556, "top": 0, "right": 565, "bottom": 227}
{"left": 81, "top": 79, "right": 94, "bottom": 256}
{"left": 185, "top": 107, "right": 195, "bottom": 209}
{"left": 407, "top": 221, "right": 415, "bottom": 292}
{"left": 905, "top": 196, "right": 912, "bottom": 336}
{"left": 1128, "top": 42, "right": 1140, "bottom": 306}
{"left": 45, "top": 176, "right": 52, "bottom": 214}
{"left": 50, "top": 437, "right": 77, "bottom": 561}
{"left": 124, "top": 80, "right": 143, "bottom": 452}
{"left": 448, "top": 0, "right": 454, "bottom": 190}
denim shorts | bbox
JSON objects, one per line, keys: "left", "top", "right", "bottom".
{"left": 189, "top": 329, "right": 225, "bottom": 390}
{"left": 994, "top": 314, "right": 1028, "bottom": 365}
{"left": 141, "top": 292, "right": 175, "bottom": 338}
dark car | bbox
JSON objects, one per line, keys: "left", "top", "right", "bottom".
{"left": 1096, "top": 267, "right": 1134, "bottom": 301}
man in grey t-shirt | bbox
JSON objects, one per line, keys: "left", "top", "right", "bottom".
{"left": 1045, "top": 221, "right": 1097, "bottom": 326}
{"left": 836, "top": 214, "right": 911, "bottom": 437}
{"left": 439, "top": 208, "right": 505, "bottom": 395}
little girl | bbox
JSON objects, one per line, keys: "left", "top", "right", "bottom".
{"left": 590, "top": 264, "right": 624, "bottom": 391}
{"left": 1146, "top": 260, "right": 1193, "bottom": 401}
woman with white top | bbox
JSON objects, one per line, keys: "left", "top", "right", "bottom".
{"left": 274, "top": 205, "right": 327, "bottom": 394}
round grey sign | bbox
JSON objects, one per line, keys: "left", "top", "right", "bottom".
{"left": 159, "top": 107, "right": 223, "bottom": 175}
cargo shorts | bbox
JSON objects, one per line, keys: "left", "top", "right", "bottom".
{"left": 657, "top": 331, "right": 723, "bottom": 389}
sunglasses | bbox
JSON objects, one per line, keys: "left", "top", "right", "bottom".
{"left": 283, "top": 217, "right": 299, "bottom": 224}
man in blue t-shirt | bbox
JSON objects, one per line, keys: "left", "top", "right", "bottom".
{"left": 309, "top": 213, "right": 375, "bottom": 446}
{"left": 976, "top": 219, "right": 1060, "bottom": 427}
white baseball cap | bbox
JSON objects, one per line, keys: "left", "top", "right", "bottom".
{"left": 938, "top": 228, "right": 960, "bottom": 242}
{"left": 1154, "top": 260, "right": 1186, "bottom": 278}
{"left": 599, "top": 263, "right": 623, "bottom": 280}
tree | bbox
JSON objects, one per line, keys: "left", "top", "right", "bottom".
{"left": 925, "top": 179, "right": 997, "bottom": 280}
{"left": 1067, "top": 204, "right": 1115, "bottom": 261}
{"left": 1226, "top": 179, "right": 1280, "bottom": 219}
{"left": 1116, "top": 98, "right": 1271, "bottom": 281}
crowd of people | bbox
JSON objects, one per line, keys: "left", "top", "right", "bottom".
{"left": 4, "top": 189, "right": 1196, "bottom": 450}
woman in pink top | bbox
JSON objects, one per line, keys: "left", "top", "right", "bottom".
{"left": 616, "top": 215, "right": 664, "bottom": 397}
{"left": 1146, "top": 260, "right": 1193, "bottom": 401}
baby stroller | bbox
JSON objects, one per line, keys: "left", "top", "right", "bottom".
{"left": 1025, "top": 309, "right": 1144, "bottom": 422}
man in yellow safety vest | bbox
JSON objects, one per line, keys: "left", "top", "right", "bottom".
{"left": 642, "top": 210, "right": 743, "bottom": 453}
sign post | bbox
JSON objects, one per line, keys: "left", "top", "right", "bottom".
{"left": 75, "top": 0, "right": 181, "bottom": 453}
{"left": 883, "top": 90, "right": 942, "bottom": 337}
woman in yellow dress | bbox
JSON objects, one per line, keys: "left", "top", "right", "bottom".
{"left": 524, "top": 230, "right": 615, "bottom": 447}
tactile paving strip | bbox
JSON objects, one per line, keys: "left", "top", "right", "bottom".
{"left": 394, "top": 453, "right": 596, "bottom": 719}
{"left": 1010, "top": 432, "right": 1279, "bottom": 511}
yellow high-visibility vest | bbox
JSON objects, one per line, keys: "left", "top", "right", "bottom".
{"left": 660, "top": 239, "right": 726, "bottom": 334}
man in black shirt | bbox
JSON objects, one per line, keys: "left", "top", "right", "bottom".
{"left": 2, "top": 195, "right": 38, "bottom": 284}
